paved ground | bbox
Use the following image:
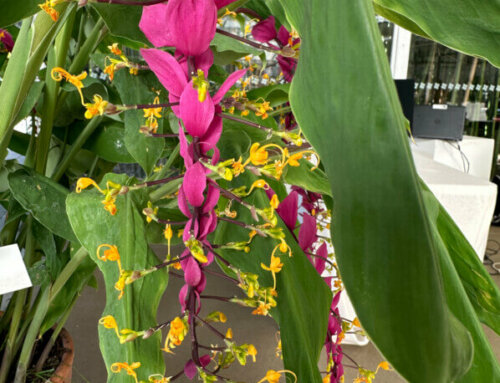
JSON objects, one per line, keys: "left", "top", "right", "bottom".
{"left": 66, "top": 228, "right": 500, "bottom": 383}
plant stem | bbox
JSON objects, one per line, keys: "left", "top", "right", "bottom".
{"left": 34, "top": 293, "right": 78, "bottom": 372}
{"left": 13, "top": 288, "right": 50, "bottom": 383}
{"left": 50, "top": 247, "right": 88, "bottom": 301}
{"left": 220, "top": 113, "right": 272, "bottom": 132}
{"left": 150, "top": 177, "right": 184, "bottom": 202}
{"left": 51, "top": 116, "right": 102, "bottom": 181}
{"left": 216, "top": 29, "right": 278, "bottom": 53}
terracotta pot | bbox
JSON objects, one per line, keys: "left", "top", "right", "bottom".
{"left": 49, "top": 328, "right": 74, "bottom": 383}
{"left": 1, "top": 310, "right": 74, "bottom": 383}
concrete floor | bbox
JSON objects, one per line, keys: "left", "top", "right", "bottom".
{"left": 66, "top": 228, "right": 500, "bottom": 383}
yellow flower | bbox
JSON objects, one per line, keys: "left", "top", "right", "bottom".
{"left": 270, "top": 194, "right": 279, "bottom": 209}
{"left": 102, "top": 194, "right": 117, "bottom": 216}
{"left": 247, "top": 344, "right": 257, "bottom": 362}
{"left": 76, "top": 177, "right": 102, "bottom": 193}
{"left": 51, "top": 67, "right": 87, "bottom": 104}
{"left": 252, "top": 301, "right": 272, "bottom": 316}
{"left": 257, "top": 370, "right": 297, "bottom": 383}
{"left": 261, "top": 254, "right": 283, "bottom": 290}
{"left": 108, "top": 43, "right": 122, "bottom": 56}
{"left": 84, "top": 94, "right": 108, "bottom": 119}
{"left": 255, "top": 101, "right": 272, "bottom": 119}
{"left": 192, "top": 69, "right": 209, "bottom": 102}
{"left": 249, "top": 143, "right": 269, "bottom": 166}
{"left": 225, "top": 328, "right": 233, "bottom": 339}
{"left": 104, "top": 62, "right": 116, "bottom": 81}
{"left": 97, "top": 244, "right": 122, "bottom": 272}
{"left": 111, "top": 362, "right": 141, "bottom": 383}
{"left": 162, "top": 317, "right": 188, "bottom": 353}
{"left": 99, "top": 315, "right": 120, "bottom": 338}
{"left": 39, "top": 0, "right": 61, "bottom": 22}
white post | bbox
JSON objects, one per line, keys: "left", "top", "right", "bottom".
{"left": 390, "top": 25, "right": 412, "bottom": 79}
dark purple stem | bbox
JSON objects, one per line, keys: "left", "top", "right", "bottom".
{"left": 220, "top": 113, "right": 271, "bottom": 132}
{"left": 150, "top": 133, "right": 179, "bottom": 138}
{"left": 134, "top": 102, "right": 179, "bottom": 109}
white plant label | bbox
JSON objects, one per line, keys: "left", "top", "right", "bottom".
{"left": 0, "top": 244, "right": 32, "bottom": 295}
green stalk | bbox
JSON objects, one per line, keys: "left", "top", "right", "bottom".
{"left": 50, "top": 247, "right": 88, "bottom": 301}
{"left": 35, "top": 7, "right": 77, "bottom": 175}
{"left": 54, "top": 18, "right": 107, "bottom": 116}
{"left": 150, "top": 178, "right": 183, "bottom": 202}
{"left": 34, "top": 293, "right": 78, "bottom": 372}
{"left": 0, "top": 217, "right": 35, "bottom": 383}
{"left": 150, "top": 143, "right": 180, "bottom": 181}
{"left": 13, "top": 288, "right": 50, "bottom": 383}
{"left": 51, "top": 116, "right": 102, "bottom": 181}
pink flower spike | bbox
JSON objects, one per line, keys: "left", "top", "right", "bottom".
{"left": 179, "top": 284, "right": 189, "bottom": 311}
{"left": 184, "top": 360, "right": 197, "bottom": 379}
{"left": 200, "top": 354, "right": 211, "bottom": 367}
{"left": 215, "top": 0, "right": 237, "bottom": 9}
{"left": 178, "top": 186, "right": 192, "bottom": 218}
{"left": 139, "top": 4, "right": 173, "bottom": 48}
{"left": 203, "top": 185, "right": 220, "bottom": 214}
{"left": 0, "top": 29, "right": 14, "bottom": 52}
{"left": 179, "top": 127, "right": 194, "bottom": 168}
{"left": 276, "top": 191, "right": 298, "bottom": 231}
{"left": 182, "top": 256, "right": 202, "bottom": 286}
{"left": 199, "top": 110, "right": 222, "bottom": 152}
{"left": 252, "top": 16, "right": 277, "bottom": 43}
{"left": 315, "top": 242, "right": 328, "bottom": 275}
{"left": 163, "top": 0, "right": 217, "bottom": 56}
{"left": 183, "top": 163, "right": 207, "bottom": 207}
{"left": 176, "top": 48, "right": 214, "bottom": 77}
{"left": 213, "top": 69, "right": 247, "bottom": 104}
{"left": 278, "top": 25, "right": 290, "bottom": 46}
{"left": 180, "top": 82, "right": 215, "bottom": 137}
{"left": 140, "top": 48, "right": 187, "bottom": 97}
{"left": 298, "top": 213, "right": 317, "bottom": 251}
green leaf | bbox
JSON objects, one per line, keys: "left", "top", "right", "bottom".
{"left": 211, "top": 33, "right": 262, "bottom": 65}
{"left": 112, "top": 70, "right": 165, "bottom": 175}
{"left": 32, "top": 220, "right": 59, "bottom": 281}
{"left": 283, "top": 160, "right": 331, "bottom": 196}
{"left": 86, "top": 122, "right": 136, "bottom": 163}
{"left": 11, "top": 81, "right": 44, "bottom": 127}
{"left": 421, "top": 181, "right": 500, "bottom": 335}
{"left": 372, "top": 3, "right": 430, "bottom": 39}
{"left": 0, "top": 18, "right": 32, "bottom": 159}
{"left": 422, "top": 189, "right": 500, "bottom": 382}
{"left": 91, "top": 4, "right": 148, "bottom": 45}
{"left": 246, "top": 84, "right": 290, "bottom": 107}
{"left": 41, "top": 244, "right": 96, "bottom": 334}
{"left": 8, "top": 168, "right": 77, "bottom": 242}
{"left": 66, "top": 173, "right": 167, "bottom": 382}
{"left": 0, "top": 0, "right": 39, "bottom": 28}
{"left": 373, "top": 0, "right": 500, "bottom": 67}
{"left": 214, "top": 174, "right": 331, "bottom": 381}
{"left": 278, "top": 0, "right": 475, "bottom": 381}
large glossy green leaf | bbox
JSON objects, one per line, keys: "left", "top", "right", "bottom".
{"left": 421, "top": 181, "right": 500, "bottom": 335}
{"left": 422, "top": 190, "right": 500, "bottom": 382}
{"left": 372, "top": 3, "right": 430, "bottom": 39}
{"left": 278, "top": 0, "right": 473, "bottom": 381}
{"left": 283, "top": 160, "right": 331, "bottom": 196}
{"left": 374, "top": 0, "right": 500, "bottom": 67}
{"left": 8, "top": 168, "right": 77, "bottom": 242}
{"left": 214, "top": 128, "right": 331, "bottom": 381}
{"left": 113, "top": 70, "right": 165, "bottom": 175}
{"left": 0, "top": 0, "right": 39, "bottom": 28}
{"left": 66, "top": 173, "right": 167, "bottom": 382}
{"left": 91, "top": 4, "right": 148, "bottom": 46}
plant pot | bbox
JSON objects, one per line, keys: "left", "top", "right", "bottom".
{"left": 48, "top": 328, "right": 74, "bottom": 383}
{"left": 0, "top": 311, "right": 74, "bottom": 383}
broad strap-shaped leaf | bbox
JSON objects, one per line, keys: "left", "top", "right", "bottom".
{"left": 0, "top": 0, "right": 39, "bottom": 27}
{"left": 8, "top": 168, "right": 77, "bottom": 242}
{"left": 374, "top": 0, "right": 500, "bottom": 67}
{"left": 422, "top": 190, "right": 500, "bottom": 382}
{"left": 92, "top": 3, "right": 148, "bottom": 46}
{"left": 421, "top": 181, "right": 500, "bottom": 335}
{"left": 278, "top": 0, "right": 473, "bottom": 381}
{"left": 66, "top": 174, "right": 167, "bottom": 382}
